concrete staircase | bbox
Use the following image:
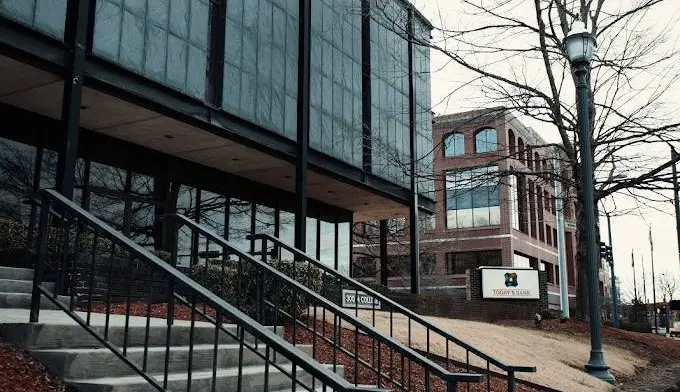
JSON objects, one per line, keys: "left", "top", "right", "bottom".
{"left": 0, "top": 266, "right": 68, "bottom": 310}
{"left": 0, "top": 267, "right": 344, "bottom": 392}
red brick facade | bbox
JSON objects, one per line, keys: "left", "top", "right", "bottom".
{"left": 353, "top": 108, "right": 583, "bottom": 310}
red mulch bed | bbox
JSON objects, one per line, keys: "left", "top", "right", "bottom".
{"left": 284, "top": 318, "right": 540, "bottom": 392}
{"left": 0, "top": 338, "right": 74, "bottom": 392}
{"left": 84, "top": 301, "right": 219, "bottom": 322}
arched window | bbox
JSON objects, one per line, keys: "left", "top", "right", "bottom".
{"left": 444, "top": 133, "right": 465, "bottom": 157}
{"left": 475, "top": 128, "right": 497, "bottom": 153}
{"left": 517, "top": 138, "right": 525, "bottom": 163}
{"left": 508, "top": 129, "right": 516, "bottom": 155}
{"left": 534, "top": 152, "right": 540, "bottom": 172}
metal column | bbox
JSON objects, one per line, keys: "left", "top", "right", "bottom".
{"left": 360, "top": 0, "right": 372, "bottom": 173}
{"left": 55, "top": 0, "right": 91, "bottom": 199}
{"left": 406, "top": 8, "right": 420, "bottom": 294}
{"left": 294, "top": 0, "right": 312, "bottom": 252}
{"left": 574, "top": 62, "right": 614, "bottom": 383}
{"left": 379, "top": 220, "right": 388, "bottom": 287}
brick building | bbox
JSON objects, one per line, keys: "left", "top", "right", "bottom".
{"left": 353, "top": 108, "right": 604, "bottom": 311}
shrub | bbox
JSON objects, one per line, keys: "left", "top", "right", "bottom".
{"left": 191, "top": 258, "right": 323, "bottom": 324}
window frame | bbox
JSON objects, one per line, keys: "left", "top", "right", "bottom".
{"left": 474, "top": 128, "right": 498, "bottom": 154}
{"left": 443, "top": 132, "right": 465, "bottom": 157}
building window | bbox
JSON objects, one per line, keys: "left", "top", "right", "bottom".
{"left": 446, "top": 250, "right": 502, "bottom": 274}
{"left": 419, "top": 214, "right": 435, "bottom": 231}
{"left": 553, "top": 227, "right": 558, "bottom": 248}
{"left": 446, "top": 166, "right": 500, "bottom": 229}
{"left": 474, "top": 128, "right": 497, "bottom": 153}
{"left": 546, "top": 225, "right": 552, "bottom": 246}
{"left": 537, "top": 186, "right": 544, "bottom": 242}
{"left": 508, "top": 129, "right": 516, "bottom": 155}
{"left": 555, "top": 265, "right": 560, "bottom": 285}
{"left": 509, "top": 174, "right": 520, "bottom": 230}
{"left": 517, "top": 138, "right": 525, "bottom": 163}
{"left": 444, "top": 133, "right": 465, "bottom": 157}
{"left": 526, "top": 147, "right": 533, "bottom": 170}
{"left": 421, "top": 253, "right": 436, "bottom": 275}
{"left": 534, "top": 152, "right": 541, "bottom": 172}
{"left": 513, "top": 252, "right": 530, "bottom": 268}
{"left": 545, "top": 262, "right": 555, "bottom": 283}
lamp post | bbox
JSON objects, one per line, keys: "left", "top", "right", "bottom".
{"left": 564, "top": 20, "right": 615, "bottom": 384}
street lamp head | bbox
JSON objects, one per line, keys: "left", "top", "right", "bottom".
{"left": 565, "top": 20, "right": 597, "bottom": 64}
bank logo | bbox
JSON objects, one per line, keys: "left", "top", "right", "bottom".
{"left": 504, "top": 272, "right": 518, "bottom": 287}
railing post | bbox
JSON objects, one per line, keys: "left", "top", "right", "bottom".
{"left": 447, "top": 379, "right": 457, "bottom": 392}
{"left": 30, "top": 196, "right": 51, "bottom": 323}
{"left": 508, "top": 370, "right": 516, "bottom": 392}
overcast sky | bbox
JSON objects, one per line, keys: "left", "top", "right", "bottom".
{"left": 414, "top": 0, "right": 680, "bottom": 301}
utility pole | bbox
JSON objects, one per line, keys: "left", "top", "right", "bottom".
{"left": 632, "top": 250, "right": 638, "bottom": 303}
{"left": 642, "top": 254, "right": 648, "bottom": 306}
{"left": 650, "top": 227, "right": 658, "bottom": 333}
{"left": 606, "top": 213, "right": 619, "bottom": 328}
{"left": 632, "top": 250, "right": 639, "bottom": 322}
{"left": 672, "top": 147, "right": 680, "bottom": 272}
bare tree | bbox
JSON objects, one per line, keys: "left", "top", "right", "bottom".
{"left": 371, "top": 0, "right": 680, "bottom": 320}
{"left": 659, "top": 272, "right": 679, "bottom": 303}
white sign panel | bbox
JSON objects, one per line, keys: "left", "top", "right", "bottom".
{"left": 342, "top": 289, "right": 381, "bottom": 309}
{"left": 481, "top": 268, "right": 540, "bottom": 300}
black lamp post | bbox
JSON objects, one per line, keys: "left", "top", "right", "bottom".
{"left": 564, "top": 20, "right": 616, "bottom": 384}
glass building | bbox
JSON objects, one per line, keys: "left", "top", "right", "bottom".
{"left": 0, "top": 0, "right": 433, "bottom": 278}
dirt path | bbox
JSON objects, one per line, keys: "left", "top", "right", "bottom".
{"left": 615, "top": 361, "right": 680, "bottom": 392}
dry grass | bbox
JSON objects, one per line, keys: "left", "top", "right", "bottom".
{"left": 321, "top": 310, "right": 647, "bottom": 392}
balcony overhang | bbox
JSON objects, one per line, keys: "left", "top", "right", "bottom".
{"left": 0, "top": 21, "right": 434, "bottom": 222}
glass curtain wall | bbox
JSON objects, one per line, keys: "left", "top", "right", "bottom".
{"left": 309, "top": 0, "right": 363, "bottom": 166}
{"left": 413, "top": 16, "right": 433, "bottom": 197}
{"left": 370, "top": 2, "right": 410, "bottom": 188}
{"left": 92, "top": 0, "right": 210, "bottom": 99}
{"left": 0, "top": 135, "right": 351, "bottom": 275}
{"left": 0, "top": 0, "right": 67, "bottom": 41}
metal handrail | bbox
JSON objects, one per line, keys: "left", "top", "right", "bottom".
{"left": 173, "top": 214, "right": 483, "bottom": 388}
{"left": 30, "top": 189, "right": 382, "bottom": 392}
{"left": 248, "top": 233, "right": 537, "bottom": 376}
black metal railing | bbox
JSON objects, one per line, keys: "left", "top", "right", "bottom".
{"left": 171, "top": 214, "right": 482, "bottom": 392}
{"left": 249, "top": 233, "right": 537, "bottom": 392}
{"left": 29, "top": 189, "right": 383, "bottom": 392}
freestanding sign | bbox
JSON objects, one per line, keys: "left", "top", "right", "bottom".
{"left": 481, "top": 268, "right": 540, "bottom": 300}
{"left": 341, "top": 289, "right": 381, "bottom": 309}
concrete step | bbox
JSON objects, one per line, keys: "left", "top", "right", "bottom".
{"left": 68, "top": 363, "right": 341, "bottom": 392}
{"left": 0, "top": 279, "right": 54, "bottom": 294}
{"left": 0, "top": 322, "right": 284, "bottom": 350}
{"left": 0, "top": 266, "right": 34, "bottom": 281}
{"left": 0, "top": 292, "right": 69, "bottom": 310}
{"left": 33, "top": 343, "right": 314, "bottom": 379}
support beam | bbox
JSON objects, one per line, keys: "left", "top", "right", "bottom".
{"left": 206, "top": 0, "right": 227, "bottom": 106}
{"left": 55, "top": 0, "right": 91, "bottom": 199}
{"left": 379, "top": 220, "right": 388, "bottom": 287}
{"left": 407, "top": 8, "right": 420, "bottom": 294}
{"left": 361, "top": 0, "right": 372, "bottom": 172}
{"left": 294, "top": 0, "right": 312, "bottom": 252}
